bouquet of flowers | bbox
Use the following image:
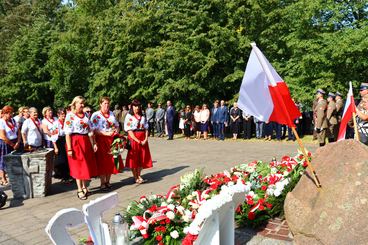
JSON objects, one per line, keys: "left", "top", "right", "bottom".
{"left": 110, "top": 134, "right": 128, "bottom": 170}
{"left": 123, "top": 150, "right": 311, "bottom": 244}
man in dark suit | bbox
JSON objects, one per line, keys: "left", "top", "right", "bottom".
{"left": 166, "top": 100, "right": 175, "bottom": 140}
{"left": 217, "top": 100, "right": 229, "bottom": 140}
{"left": 210, "top": 100, "right": 220, "bottom": 139}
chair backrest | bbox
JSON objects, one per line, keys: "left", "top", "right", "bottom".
{"left": 193, "top": 184, "right": 248, "bottom": 245}
{"left": 82, "top": 192, "right": 118, "bottom": 245}
{"left": 45, "top": 208, "right": 85, "bottom": 245}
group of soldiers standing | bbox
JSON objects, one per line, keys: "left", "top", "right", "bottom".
{"left": 313, "top": 88, "right": 344, "bottom": 147}
{"left": 314, "top": 82, "right": 368, "bottom": 147}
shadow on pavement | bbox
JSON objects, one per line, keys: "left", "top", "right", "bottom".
{"left": 141, "top": 165, "right": 189, "bottom": 183}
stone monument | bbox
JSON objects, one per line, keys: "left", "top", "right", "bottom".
{"left": 4, "top": 148, "right": 54, "bottom": 199}
{"left": 284, "top": 140, "right": 368, "bottom": 245}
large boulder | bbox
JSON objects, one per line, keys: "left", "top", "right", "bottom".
{"left": 284, "top": 140, "right": 368, "bottom": 245}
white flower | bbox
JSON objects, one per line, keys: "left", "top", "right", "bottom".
{"left": 170, "top": 230, "right": 179, "bottom": 239}
{"left": 176, "top": 205, "right": 185, "bottom": 214}
{"left": 161, "top": 202, "right": 168, "bottom": 207}
{"left": 167, "top": 204, "right": 175, "bottom": 210}
{"left": 274, "top": 189, "right": 282, "bottom": 197}
{"left": 223, "top": 170, "right": 231, "bottom": 177}
{"left": 166, "top": 211, "right": 175, "bottom": 220}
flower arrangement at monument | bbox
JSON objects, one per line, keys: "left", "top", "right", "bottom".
{"left": 123, "top": 150, "right": 311, "bottom": 244}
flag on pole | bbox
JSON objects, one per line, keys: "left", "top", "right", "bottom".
{"left": 337, "top": 82, "right": 356, "bottom": 141}
{"left": 237, "top": 43, "right": 301, "bottom": 127}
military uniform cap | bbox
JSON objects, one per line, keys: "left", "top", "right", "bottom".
{"left": 328, "top": 92, "right": 335, "bottom": 98}
{"left": 360, "top": 82, "right": 368, "bottom": 91}
{"left": 316, "top": 88, "right": 326, "bottom": 95}
{"left": 335, "top": 91, "right": 342, "bottom": 97}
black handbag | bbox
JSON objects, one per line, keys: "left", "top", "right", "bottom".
{"left": 0, "top": 191, "right": 7, "bottom": 209}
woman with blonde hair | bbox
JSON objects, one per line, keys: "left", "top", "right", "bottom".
{"left": 64, "top": 96, "right": 98, "bottom": 200}
{"left": 41, "top": 106, "right": 59, "bottom": 153}
{"left": 0, "top": 106, "right": 21, "bottom": 185}
{"left": 200, "top": 104, "right": 210, "bottom": 140}
{"left": 91, "top": 96, "right": 121, "bottom": 190}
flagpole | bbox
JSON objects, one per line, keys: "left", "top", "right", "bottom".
{"left": 250, "top": 42, "right": 322, "bottom": 188}
{"left": 353, "top": 112, "right": 360, "bottom": 141}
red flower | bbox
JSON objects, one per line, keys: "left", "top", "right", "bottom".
{"left": 259, "top": 205, "right": 265, "bottom": 211}
{"left": 66, "top": 121, "right": 71, "bottom": 125}
{"left": 261, "top": 185, "right": 267, "bottom": 191}
{"left": 298, "top": 155, "right": 304, "bottom": 160}
{"left": 303, "top": 161, "right": 308, "bottom": 167}
{"left": 156, "top": 235, "right": 163, "bottom": 242}
{"left": 165, "top": 218, "right": 170, "bottom": 224}
{"left": 160, "top": 221, "right": 165, "bottom": 225}
{"left": 80, "top": 120, "right": 84, "bottom": 124}
{"left": 93, "top": 119, "right": 97, "bottom": 123}
{"left": 265, "top": 203, "right": 273, "bottom": 209}
{"left": 182, "top": 234, "right": 198, "bottom": 245}
{"left": 248, "top": 211, "right": 255, "bottom": 220}
{"left": 148, "top": 205, "right": 157, "bottom": 212}
{"left": 235, "top": 205, "right": 242, "bottom": 214}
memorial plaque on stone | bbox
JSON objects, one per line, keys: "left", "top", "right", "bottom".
{"left": 4, "top": 148, "right": 54, "bottom": 199}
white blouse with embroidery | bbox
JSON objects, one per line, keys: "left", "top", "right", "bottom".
{"left": 64, "top": 112, "right": 92, "bottom": 135}
{"left": 124, "top": 113, "right": 148, "bottom": 131}
{"left": 90, "top": 111, "right": 119, "bottom": 132}
{"left": 42, "top": 117, "right": 59, "bottom": 142}
{"left": 0, "top": 118, "right": 18, "bottom": 140}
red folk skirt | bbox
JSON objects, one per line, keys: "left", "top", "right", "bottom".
{"left": 95, "top": 134, "right": 123, "bottom": 175}
{"left": 126, "top": 131, "right": 153, "bottom": 169}
{"left": 67, "top": 134, "right": 97, "bottom": 180}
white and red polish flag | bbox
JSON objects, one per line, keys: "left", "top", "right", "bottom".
{"left": 237, "top": 43, "right": 301, "bottom": 127}
{"left": 337, "top": 82, "right": 356, "bottom": 141}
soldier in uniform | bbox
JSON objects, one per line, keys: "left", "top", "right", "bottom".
{"left": 335, "top": 91, "right": 344, "bottom": 140}
{"left": 356, "top": 83, "right": 368, "bottom": 144}
{"left": 315, "top": 89, "right": 328, "bottom": 146}
{"left": 312, "top": 98, "right": 318, "bottom": 140}
{"left": 326, "top": 92, "right": 337, "bottom": 142}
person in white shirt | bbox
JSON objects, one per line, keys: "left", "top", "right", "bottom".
{"left": 41, "top": 106, "right": 59, "bottom": 153}
{"left": 21, "top": 107, "right": 43, "bottom": 150}
{"left": 200, "top": 104, "right": 210, "bottom": 140}
{"left": 193, "top": 105, "right": 201, "bottom": 139}
{"left": 0, "top": 106, "right": 20, "bottom": 186}
{"left": 64, "top": 96, "right": 98, "bottom": 200}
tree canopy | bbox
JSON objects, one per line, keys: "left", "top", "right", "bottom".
{"left": 0, "top": 0, "right": 367, "bottom": 110}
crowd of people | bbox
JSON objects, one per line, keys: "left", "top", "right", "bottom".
{"left": 0, "top": 96, "right": 152, "bottom": 200}
{"left": 1, "top": 82, "right": 368, "bottom": 199}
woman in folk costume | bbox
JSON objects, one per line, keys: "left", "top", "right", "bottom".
{"left": 91, "top": 96, "right": 121, "bottom": 191}
{"left": 0, "top": 106, "right": 21, "bottom": 186}
{"left": 64, "top": 96, "right": 98, "bottom": 200}
{"left": 124, "top": 99, "right": 152, "bottom": 184}
{"left": 41, "top": 106, "right": 59, "bottom": 153}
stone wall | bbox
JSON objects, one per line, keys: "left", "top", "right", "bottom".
{"left": 4, "top": 149, "right": 54, "bottom": 199}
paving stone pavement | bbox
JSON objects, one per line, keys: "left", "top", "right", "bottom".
{"left": 0, "top": 137, "right": 317, "bottom": 245}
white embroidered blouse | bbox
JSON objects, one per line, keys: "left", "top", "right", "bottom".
{"left": 64, "top": 112, "right": 92, "bottom": 135}
{"left": 90, "top": 111, "right": 119, "bottom": 132}
{"left": 124, "top": 113, "right": 148, "bottom": 131}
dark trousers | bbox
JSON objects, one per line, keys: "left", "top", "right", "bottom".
{"left": 218, "top": 123, "right": 225, "bottom": 140}
{"left": 243, "top": 120, "right": 252, "bottom": 139}
{"left": 274, "top": 123, "right": 282, "bottom": 140}
{"left": 167, "top": 120, "right": 174, "bottom": 139}
{"left": 156, "top": 120, "right": 164, "bottom": 136}
{"left": 287, "top": 126, "right": 296, "bottom": 140}
{"left": 148, "top": 122, "right": 155, "bottom": 136}
{"left": 212, "top": 122, "right": 219, "bottom": 138}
